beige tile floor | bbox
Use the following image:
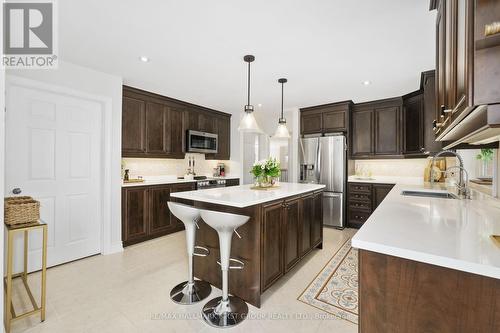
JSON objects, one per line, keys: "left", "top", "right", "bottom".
{"left": 9, "top": 227, "right": 357, "bottom": 333}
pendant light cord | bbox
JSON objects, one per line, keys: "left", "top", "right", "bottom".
{"left": 281, "top": 81, "right": 284, "bottom": 119}
{"left": 247, "top": 61, "right": 251, "bottom": 106}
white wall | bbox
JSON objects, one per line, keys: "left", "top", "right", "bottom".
{"left": 7, "top": 61, "right": 123, "bottom": 254}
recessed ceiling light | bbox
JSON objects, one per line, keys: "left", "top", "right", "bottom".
{"left": 139, "top": 56, "right": 150, "bottom": 63}
{"left": 257, "top": 103, "right": 263, "bottom": 107}
{"left": 362, "top": 80, "right": 371, "bottom": 86}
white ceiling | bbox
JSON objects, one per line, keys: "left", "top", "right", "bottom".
{"left": 59, "top": 0, "right": 436, "bottom": 118}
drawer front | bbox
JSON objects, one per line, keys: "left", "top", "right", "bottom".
{"left": 348, "top": 200, "right": 372, "bottom": 211}
{"left": 348, "top": 192, "right": 371, "bottom": 202}
{"left": 348, "top": 209, "right": 371, "bottom": 228}
{"left": 348, "top": 183, "right": 372, "bottom": 193}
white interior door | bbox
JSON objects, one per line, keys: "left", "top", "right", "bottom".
{"left": 5, "top": 82, "right": 102, "bottom": 272}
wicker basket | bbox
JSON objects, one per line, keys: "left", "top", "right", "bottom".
{"left": 4, "top": 196, "right": 40, "bottom": 226}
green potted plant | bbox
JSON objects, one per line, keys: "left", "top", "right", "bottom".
{"left": 250, "top": 158, "right": 281, "bottom": 188}
{"left": 476, "top": 148, "right": 494, "bottom": 178}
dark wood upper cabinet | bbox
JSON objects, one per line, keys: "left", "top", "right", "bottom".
{"left": 166, "top": 105, "right": 186, "bottom": 158}
{"left": 403, "top": 92, "right": 424, "bottom": 155}
{"left": 421, "top": 71, "right": 442, "bottom": 154}
{"left": 301, "top": 111, "right": 323, "bottom": 135}
{"left": 261, "top": 201, "right": 284, "bottom": 290}
{"left": 122, "top": 86, "right": 231, "bottom": 159}
{"left": 145, "top": 101, "right": 167, "bottom": 154}
{"left": 374, "top": 104, "right": 401, "bottom": 156}
{"left": 122, "top": 96, "right": 146, "bottom": 155}
{"left": 351, "top": 98, "right": 402, "bottom": 158}
{"left": 206, "top": 114, "right": 231, "bottom": 160}
{"left": 300, "top": 101, "right": 352, "bottom": 135}
{"left": 283, "top": 198, "right": 300, "bottom": 272}
{"left": 198, "top": 111, "right": 216, "bottom": 133}
{"left": 351, "top": 108, "right": 374, "bottom": 157}
{"left": 435, "top": 0, "right": 447, "bottom": 125}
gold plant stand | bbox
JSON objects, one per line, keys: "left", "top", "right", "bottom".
{"left": 4, "top": 221, "right": 47, "bottom": 333}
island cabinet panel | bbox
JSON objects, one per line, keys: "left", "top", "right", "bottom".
{"left": 300, "top": 194, "right": 313, "bottom": 257}
{"left": 359, "top": 250, "right": 500, "bottom": 333}
{"left": 311, "top": 191, "right": 323, "bottom": 248}
{"left": 122, "top": 182, "right": 196, "bottom": 246}
{"left": 284, "top": 198, "right": 301, "bottom": 272}
{"left": 190, "top": 189, "right": 323, "bottom": 308}
{"left": 262, "top": 201, "right": 285, "bottom": 290}
{"left": 122, "top": 96, "right": 146, "bottom": 155}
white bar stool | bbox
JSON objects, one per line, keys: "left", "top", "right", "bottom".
{"left": 167, "top": 202, "right": 212, "bottom": 304}
{"left": 199, "top": 209, "right": 250, "bottom": 328}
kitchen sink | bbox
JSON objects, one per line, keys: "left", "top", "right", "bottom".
{"left": 401, "top": 190, "right": 459, "bottom": 199}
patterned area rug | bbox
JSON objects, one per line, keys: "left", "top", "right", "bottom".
{"left": 298, "top": 233, "right": 358, "bottom": 324}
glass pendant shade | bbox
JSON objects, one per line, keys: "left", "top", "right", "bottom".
{"left": 238, "top": 111, "right": 262, "bottom": 133}
{"left": 272, "top": 77, "right": 290, "bottom": 139}
{"left": 238, "top": 55, "right": 261, "bottom": 133}
{"left": 273, "top": 122, "right": 291, "bottom": 139}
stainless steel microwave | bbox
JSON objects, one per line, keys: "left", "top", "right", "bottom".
{"left": 186, "top": 130, "right": 218, "bottom": 154}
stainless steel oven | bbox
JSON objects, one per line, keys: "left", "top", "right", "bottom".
{"left": 186, "top": 130, "right": 218, "bottom": 154}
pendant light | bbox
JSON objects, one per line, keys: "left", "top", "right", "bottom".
{"left": 238, "top": 55, "right": 262, "bottom": 133}
{"left": 272, "top": 78, "right": 291, "bottom": 139}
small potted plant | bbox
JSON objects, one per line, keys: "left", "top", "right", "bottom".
{"left": 251, "top": 158, "right": 281, "bottom": 188}
{"left": 476, "top": 148, "right": 494, "bottom": 178}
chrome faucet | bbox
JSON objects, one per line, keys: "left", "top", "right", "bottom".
{"left": 430, "top": 150, "right": 470, "bottom": 199}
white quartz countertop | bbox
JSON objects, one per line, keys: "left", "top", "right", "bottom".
{"left": 351, "top": 183, "right": 500, "bottom": 279}
{"left": 170, "top": 182, "right": 325, "bottom": 208}
{"left": 122, "top": 176, "right": 239, "bottom": 187}
{"left": 348, "top": 175, "right": 423, "bottom": 185}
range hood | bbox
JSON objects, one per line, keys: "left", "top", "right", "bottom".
{"left": 439, "top": 104, "right": 500, "bottom": 149}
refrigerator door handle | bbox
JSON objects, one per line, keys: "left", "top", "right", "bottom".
{"left": 316, "top": 139, "right": 322, "bottom": 183}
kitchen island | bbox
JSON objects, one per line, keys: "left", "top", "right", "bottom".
{"left": 352, "top": 183, "right": 500, "bottom": 333}
{"left": 170, "top": 182, "right": 325, "bottom": 307}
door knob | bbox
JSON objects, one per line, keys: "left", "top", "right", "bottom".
{"left": 12, "top": 188, "right": 22, "bottom": 195}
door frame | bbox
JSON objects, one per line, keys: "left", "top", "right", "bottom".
{"left": 6, "top": 75, "right": 118, "bottom": 256}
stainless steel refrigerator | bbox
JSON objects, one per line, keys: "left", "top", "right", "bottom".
{"left": 299, "top": 134, "right": 346, "bottom": 228}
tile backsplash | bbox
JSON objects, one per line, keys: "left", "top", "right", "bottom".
{"left": 122, "top": 154, "right": 239, "bottom": 179}
{"left": 353, "top": 158, "right": 430, "bottom": 178}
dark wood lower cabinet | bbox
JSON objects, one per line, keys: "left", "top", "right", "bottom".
{"left": 225, "top": 178, "right": 240, "bottom": 187}
{"left": 122, "top": 182, "right": 196, "bottom": 246}
{"left": 347, "top": 182, "right": 394, "bottom": 228}
{"left": 122, "top": 187, "right": 149, "bottom": 243}
{"left": 193, "top": 190, "right": 324, "bottom": 308}
{"left": 359, "top": 250, "right": 500, "bottom": 333}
